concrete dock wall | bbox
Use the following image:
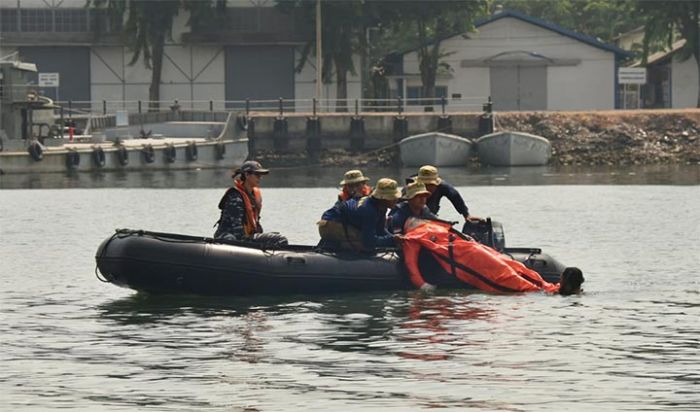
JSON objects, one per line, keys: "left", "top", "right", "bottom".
{"left": 247, "top": 113, "right": 483, "bottom": 152}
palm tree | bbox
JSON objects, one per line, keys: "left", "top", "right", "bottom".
{"left": 90, "top": 0, "right": 219, "bottom": 111}
{"left": 279, "top": 0, "right": 366, "bottom": 112}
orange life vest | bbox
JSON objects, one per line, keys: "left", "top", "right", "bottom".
{"left": 231, "top": 180, "right": 263, "bottom": 237}
{"left": 402, "top": 219, "right": 559, "bottom": 293}
{"left": 338, "top": 185, "right": 372, "bottom": 201}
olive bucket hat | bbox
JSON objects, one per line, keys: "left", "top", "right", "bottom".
{"left": 371, "top": 178, "right": 402, "bottom": 201}
{"left": 403, "top": 181, "right": 431, "bottom": 200}
{"left": 415, "top": 165, "right": 442, "bottom": 185}
{"left": 340, "top": 170, "right": 370, "bottom": 185}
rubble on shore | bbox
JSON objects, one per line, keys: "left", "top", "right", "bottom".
{"left": 494, "top": 111, "right": 700, "bottom": 165}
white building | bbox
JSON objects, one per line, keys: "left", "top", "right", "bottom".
{"left": 0, "top": 0, "right": 362, "bottom": 112}
{"left": 389, "top": 10, "right": 631, "bottom": 111}
{"left": 634, "top": 40, "right": 699, "bottom": 109}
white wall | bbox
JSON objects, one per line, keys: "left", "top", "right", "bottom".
{"left": 7, "top": 3, "right": 364, "bottom": 112}
{"left": 402, "top": 16, "right": 617, "bottom": 110}
{"left": 672, "top": 56, "right": 699, "bottom": 108}
{"left": 90, "top": 44, "right": 227, "bottom": 111}
{"left": 88, "top": 44, "right": 362, "bottom": 113}
{"left": 295, "top": 51, "right": 363, "bottom": 111}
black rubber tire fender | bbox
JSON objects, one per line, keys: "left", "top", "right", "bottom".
{"left": 214, "top": 142, "right": 226, "bottom": 160}
{"left": 164, "top": 144, "right": 177, "bottom": 163}
{"left": 142, "top": 145, "right": 155, "bottom": 163}
{"left": 28, "top": 142, "right": 44, "bottom": 161}
{"left": 186, "top": 142, "right": 198, "bottom": 161}
{"left": 92, "top": 146, "right": 106, "bottom": 168}
{"left": 65, "top": 150, "right": 80, "bottom": 169}
{"left": 116, "top": 146, "right": 129, "bottom": 166}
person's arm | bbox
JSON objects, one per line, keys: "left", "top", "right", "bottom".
{"left": 375, "top": 211, "right": 397, "bottom": 247}
{"left": 421, "top": 206, "right": 439, "bottom": 221}
{"left": 360, "top": 206, "right": 394, "bottom": 250}
{"left": 387, "top": 207, "right": 405, "bottom": 234}
{"left": 442, "top": 183, "right": 470, "bottom": 217}
{"left": 360, "top": 207, "right": 379, "bottom": 251}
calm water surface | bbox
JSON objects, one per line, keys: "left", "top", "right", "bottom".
{"left": 1, "top": 166, "right": 699, "bottom": 411}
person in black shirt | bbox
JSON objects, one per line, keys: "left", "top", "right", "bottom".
{"left": 388, "top": 181, "right": 437, "bottom": 234}
{"left": 412, "top": 165, "right": 482, "bottom": 223}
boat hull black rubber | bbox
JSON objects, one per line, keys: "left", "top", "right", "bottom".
{"left": 96, "top": 229, "right": 567, "bottom": 296}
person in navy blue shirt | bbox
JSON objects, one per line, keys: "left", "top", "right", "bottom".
{"left": 318, "top": 178, "right": 403, "bottom": 252}
{"left": 412, "top": 165, "right": 482, "bottom": 223}
{"left": 388, "top": 181, "right": 437, "bottom": 234}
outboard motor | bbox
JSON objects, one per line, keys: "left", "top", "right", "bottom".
{"left": 462, "top": 218, "right": 506, "bottom": 251}
{"left": 462, "top": 217, "right": 570, "bottom": 283}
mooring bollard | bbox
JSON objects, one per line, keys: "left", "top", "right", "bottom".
{"left": 437, "top": 115, "right": 452, "bottom": 133}
{"left": 393, "top": 115, "right": 408, "bottom": 143}
{"left": 247, "top": 117, "right": 256, "bottom": 154}
{"left": 306, "top": 117, "right": 322, "bottom": 160}
{"left": 273, "top": 116, "right": 289, "bottom": 151}
{"left": 349, "top": 116, "right": 366, "bottom": 152}
{"left": 479, "top": 96, "right": 494, "bottom": 135}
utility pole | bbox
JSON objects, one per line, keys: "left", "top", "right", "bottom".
{"left": 315, "top": 0, "right": 322, "bottom": 103}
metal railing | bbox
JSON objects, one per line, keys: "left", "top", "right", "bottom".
{"left": 53, "top": 96, "right": 492, "bottom": 118}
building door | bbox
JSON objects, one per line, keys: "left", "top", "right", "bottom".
{"left": 17, "top": 47, "right": 91, "bottom": 103}
{"left": 490, "top": 65, "right": 547, "bottom": 110}
{"left": 225, "top": 46, "right": 295, "bottom": 109}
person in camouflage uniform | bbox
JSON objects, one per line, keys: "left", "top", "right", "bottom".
{"left": 214, "top": 161, "right": 287, "bottom": 247}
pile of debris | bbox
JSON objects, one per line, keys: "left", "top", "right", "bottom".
{"left": 494, "top": 111, "right": 700, "bottom": 165}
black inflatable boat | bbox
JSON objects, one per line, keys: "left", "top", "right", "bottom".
{"left": 95, "top": 221, "right": 568, "bottom": 296}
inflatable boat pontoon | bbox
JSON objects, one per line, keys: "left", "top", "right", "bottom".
{"left": 95, "top": 221, "right": 568, "bottom": 296}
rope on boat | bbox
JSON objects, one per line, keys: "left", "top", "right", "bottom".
{"left": 95, "top": 266, "right": 110, "bottom": 283}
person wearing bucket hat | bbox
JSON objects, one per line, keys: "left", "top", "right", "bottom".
{"left": 318, "top": 178, "right": 403, "bottom": 251}
{"left": 214, "top": 160, "right": 287, "bottom": 247}
{"left": 338, "top": 169, "right": 372, "bottom": 201}
{"left": 388, "top": 181, "right": 437, "bottom": 234}
{"left": 410, "top": 165, "right": 482, "bottom": 223}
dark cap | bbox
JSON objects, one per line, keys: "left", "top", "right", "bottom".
{"left": 239, "top": 160, "right": 269, "bottom": 175}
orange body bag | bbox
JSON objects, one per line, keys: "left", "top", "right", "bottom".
{"left": 402, "top": 219, "right": 559, "bottom": 294}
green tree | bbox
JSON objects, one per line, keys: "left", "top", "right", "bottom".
{"left": 389, "top": 1, "right": 487, "bottom": 103}
{"left": 493, "top": 0, "right": 643, "bottom": 44}
{"left": 89, "top": 0, "right": 220, "bottom": 111}
{"left": 278, "top": 1, "right": 368, "bottom": 112}
{"left": 636, "top": 0, "right": 700, "bottom": 107}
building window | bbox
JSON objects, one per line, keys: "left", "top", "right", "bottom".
{"left": 55, "top": 9, "right": 88, "bottom": 32}
{"left": 0, "top": 9, "right": 19, "bottom": 32}
{"left": 406, "top": 86, "right": 448, "bottom": 105}
{"left": 20, "top": 9, "right": 53, "bottom": 32}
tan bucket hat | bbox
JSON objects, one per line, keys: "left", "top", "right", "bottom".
{"left": 371, "top": 178, "right": 402, "bottom": 201}
{"left": 415, "top": 165, "right": 442, "bottom": 185}
{"left": 403, "top": 181, "right": 431, "bottom": 200}
{"left": 340, "top": 169, "right": 370, "bottom": 185}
